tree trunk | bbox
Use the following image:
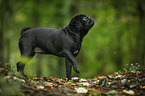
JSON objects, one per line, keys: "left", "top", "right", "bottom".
{"left": 0, "top": 0, "right": 12, "bottom": 67}
{"left": 136, "top": 1, "right": 145, "bottom": 65}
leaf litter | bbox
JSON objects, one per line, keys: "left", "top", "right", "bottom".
{"left": 0, "top": 65, "right": 145, "bottom": 96}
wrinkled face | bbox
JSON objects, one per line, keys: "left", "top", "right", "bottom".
{"left": 70, "top": 14, "right": 94, "bottom": 32}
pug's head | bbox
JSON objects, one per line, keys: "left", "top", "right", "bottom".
{"left": 69, "top": 14, "right": 94, "bottom": 37}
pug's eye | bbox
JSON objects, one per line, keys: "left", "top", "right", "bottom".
{"left": 83, "top": 17, "right": 87, "bottom": 21}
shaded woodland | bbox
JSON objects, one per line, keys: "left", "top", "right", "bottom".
{"left": 0, "top": 0, "right": 145, "bottom": 78}
{"left": 0, "top": 0, "right": 145, "bottom": 95}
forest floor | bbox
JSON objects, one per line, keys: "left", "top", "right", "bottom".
{"left": 0, "top": 65, "right": 145, "bottom": 96}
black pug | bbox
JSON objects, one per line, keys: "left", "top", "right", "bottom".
{"left": 17, "top": 14, "right": 94, "bottom": 80}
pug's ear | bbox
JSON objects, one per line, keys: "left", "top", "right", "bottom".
{"left": 71, "top": 19, "right": 79, "bottom": 26}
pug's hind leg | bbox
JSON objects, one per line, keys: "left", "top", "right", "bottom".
{"left": 17, "top": 54, "right": 34, "bottom": 75}
{"left": 17, "top": 42, "right": 35, "bottom": 75}
{"left": 17, "top": 62, "right": 25, "bottom": 75}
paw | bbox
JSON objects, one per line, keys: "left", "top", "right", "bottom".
{"left": 74, "top": 67, "right": 80, "bottom": 73}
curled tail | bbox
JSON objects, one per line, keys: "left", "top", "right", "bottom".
{"left": 21, "top": 27, "right": 31, "bottom": 35}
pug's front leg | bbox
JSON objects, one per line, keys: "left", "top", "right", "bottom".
{"left": 65, "top": 59, "right": 72, "bottom": 80}
{"left": 63, "top": 50, "right": 80, "bottom": 73}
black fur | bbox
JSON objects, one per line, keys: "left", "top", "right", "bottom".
{"left": 21, "top": 27, "right": 31, "bottom": 35}
{"left": 17, "top": 14, "right": 94, "bottom": 80}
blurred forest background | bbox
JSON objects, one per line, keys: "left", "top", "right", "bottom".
{"left": 0, "top": 0, "right": 145, "bottom": 79}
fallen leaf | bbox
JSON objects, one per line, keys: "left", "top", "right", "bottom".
{"left": 115, "top": 75, "right": 123, "bottom": 79}
{"left": 89, "top": 89, "right": 101, "bottom": 95}
{"left": 37, "top": 85, "right": 44, "bottom": 89}
{"left": 140, "top": 86, "right": 145, "bottom": 89}
{"left": 122, "top": 90, "right": 135, "bottom": 95}
{"left": 13, "top": 77, "right": 25, "bottom": 82}
{"left": 98, "top": 78, "right": 106, "bottom": 87}
{"left": 75, "top": 87, "right": 88, "bottom": 93}
{"left": 79, "top": 82, "right": 90, "bottom": 86}
{"left": 72, "top": 77, "right": 80, "bottom": 82}
{"left": 79, "top": 78, "right": 87, "bottom": 82}
{"left": 109, "top": 81, "right": 117, "bottom": 88}
{"left": 121, "top": 79, "right": 127, "bottom": 85}
{"left": 44, "top": 82, "right": 53, "bottom": 87}
{"left": 107, "top": 90, "right": 118, "bottom": 95}
{"left": 129, "top": 82, "right": 139, "bottom": 88}
{"left": 129, "top": 65, "right": 138, "bottom": 72}
{"left": 70, "top": 83, "right": 76, "bottom": 86}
